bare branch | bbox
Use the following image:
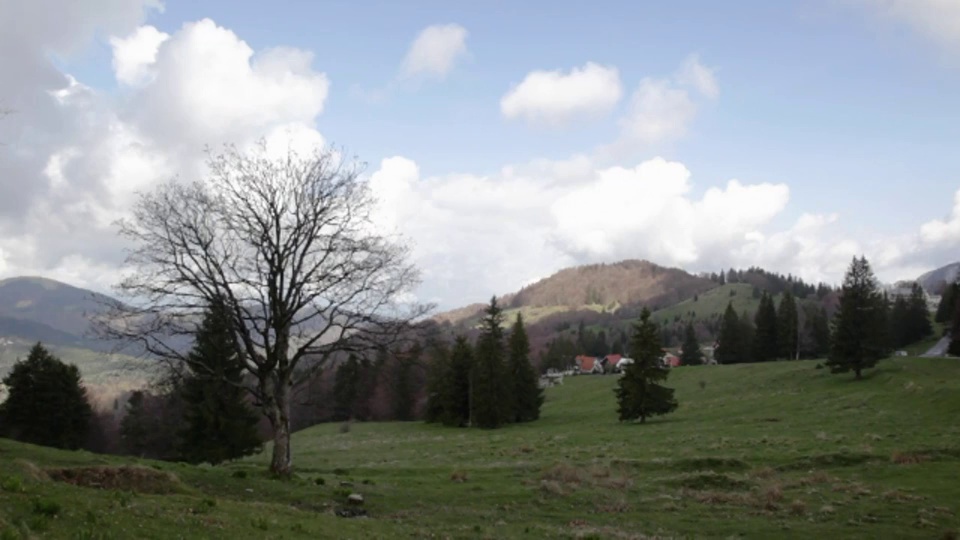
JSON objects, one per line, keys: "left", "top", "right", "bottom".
{"left": 95, "top": 140, "right": 432, "bottom": 475}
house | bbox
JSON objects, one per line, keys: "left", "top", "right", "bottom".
{"left": 662, "top": 352, "right": 681, "bottom": 368}
{"left": 614, "top": 357, "right": 634, "bottom": 373}
{"left": 575, "top": 355, "right": 605, "bottom": 374}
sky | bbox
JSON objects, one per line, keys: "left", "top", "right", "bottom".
{"left": 0, "top": 0, "right": 959, "bottom": 310}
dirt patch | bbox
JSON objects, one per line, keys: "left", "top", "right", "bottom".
{"left": 777, "top": 451, "right": 876, "bottom": 471}
{"left": 672, "top": 457, "right": 749, "bottom": 472}
{"left": 46, "top": 466, "right": 186, "bottom": 494}
{"left": 672, "top": 472, "right": 753, "bottom": 491}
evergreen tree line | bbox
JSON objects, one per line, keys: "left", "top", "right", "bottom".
{"left": 425, "top": 297, "right": 544, "bottom": 429}
{"left": 705, "top": 267, "right": 832, "bottom": 299}
{"left": 935, "top": 281, "right": 960, "bottom": 357}
{"left": 330, "top": 343, "right": 422, "bottom": 424}
{"left": 715, "top": 290, "right": 830, "bottom": 364}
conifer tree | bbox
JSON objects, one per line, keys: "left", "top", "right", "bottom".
{"left": 178, "top": 300, "right": 261, "bottom": 464}
{"left": 615, "top": 308, "right": 677, "bottom": 423}
{"left": 391, "top": 346, "right": 416, "bottom": 422}
{"left": 446, "top": 336, "right": 474, "bottom": 426}
{"left": 715, "top": 303, "right": 743, "bottom": 364}
{"left": 889, "top": 296, "right": 910, "bottom": 349}
{"left": 777, "top": 291, "right": 799, "bottom": 359}
{"left": 753, "top": 292, "right": 778, "bottom": 362}
{"left": 333, "top": 355, "right": 361, "bottom": 421}
{"left": 936, "top": 282, "right": 959, "bottom": 323}
{"left": 740, "top": 309, "right": 755, "bottom": 363}
{"left": 0, "top": 343, "right": 92, "bottom": 450}
{"left": 471, "top": 297, "right": 509, "bottom": 428}
{"left": 812, "top": 306, "right": 831, "bottom": 357}
{"left": 507, "top": 313, "right": 544, "bottom": 422}
{"left": 679, "top": 321, "right": 703, "bottom": 366}
{"left": 907, "top": 283, "right": 933, "bottom": 344}
{"left": 120, "top": 391, "right": 151, "bottom": 457}
{"left": 949, "top": 299, "right": 960, "bottom": 356}
{"left": 827, "top": 256, "right": 889, "bottom": 379}
{"left": 424, "top": 343, "right": 451, "bottom": 424}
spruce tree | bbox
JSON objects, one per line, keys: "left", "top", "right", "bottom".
{"left": 949, "top": 298, "right": 960, "bottom": 356}
{"left": 446, "top": 336, "right": 474, "bottom": 426}
{"left": 178, "top": 300, "right": 261, "bottom": 465}
{"left": 0, "top": 342, "right": 92, "bottom": 450}
{"left": 752, "top": 292, "right": 778, "bottom": 362}
{"left": 507, "top": 313, "right": 544, "bottom": 422}
{"left": 715, "top": 303, "right": 742, "bottom": 364}
{"left": 907, "top": 283, "right": 933, "bottom": 344}
{"left": 679, "top": 321, "right": 703, "bottom": 366}
{"left": 615, "top": 308, "right": 678, "bottom": 423}
{"left": 776, "top": 291, "right": 799, "bottom": 359}
{"left": 120, "top": 391, "right": 152, "bottom": 457}
{"left": 424, "top": 343, "right": 451, "bottom": 424}
{"left": 391, "top": 346, "right": 416, "bottom": 422}
{"left": 471, "top": 297, "right": 509, "bottom": 428}
{"left": 889, "top": 296, "right": 910, "bottom": 349}
{"left": 827, "top": 256, "right": 889, "bottom": 379}
{"left": 740, "top": 309, "right": 755, "bottom": 363}
{"left": 333, "top": 355, "right": 361, "bottom": 421}
{"left": 812, "top": 306, "right": 831, "bottom": 358}
{"left": 936, "top": 282, "right": 959, "bottom": 323}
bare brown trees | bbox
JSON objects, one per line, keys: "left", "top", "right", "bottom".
{"left": 99, "top": 142, "right": 428, "bottom": 476}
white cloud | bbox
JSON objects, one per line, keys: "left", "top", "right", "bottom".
{"left": 400, "top": 24, "right": 468, "bottom": 79}
{"left": 0, "top": 6, "right": 330, "bottom": 294}
{"left": 110, "top": 25, "right": 169, "bottom": 86}
{"left": 919, "top": 189, "right": 960, "bottom": 245}
{"left": 677, "top": 54, "right": 719, "bottom": 99}
{"left": 862, "top": 0, "right": 960, "bottom": 52}
{"left": 618, "top": 77, "right": 698, "bottom": 144}
{"left": 500, "top": 62, "right": 623, "bottom": 126}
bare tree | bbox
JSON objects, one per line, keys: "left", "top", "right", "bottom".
{"left": 98, "top": 142, "right": 429, "bottom": 476}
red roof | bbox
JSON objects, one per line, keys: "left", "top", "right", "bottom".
{"left": 606, "top": 354, "right": 623, "bottom": 364}
{"left": 576, "top": 355, "right": 598, "bottom": 371}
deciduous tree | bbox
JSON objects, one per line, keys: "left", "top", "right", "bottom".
{"left": 98, "top": 143, "right": 427, "bottom": 476}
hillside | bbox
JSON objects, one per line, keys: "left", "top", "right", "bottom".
{"left": 918, "top": 262, "right": 960, "bottom": 294}
{"left": 0, "top": 276, "right": 148, "bottom": 395}
{"left": 435, "top": 259, "right": 716, "bottom": 325}
{"left": 2, "top": 357, "right": 959, "bottom": 537}
{"left": 652, "top": 282, "right": 766, "bottom": 325}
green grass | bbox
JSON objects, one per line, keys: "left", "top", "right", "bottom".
{"left": 653, "top": 283, "right": 770, "bottom": 325}
{"left": 3, "top": 357, "right": 960, "bottom": 538}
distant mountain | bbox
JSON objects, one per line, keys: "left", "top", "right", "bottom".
{"left": 434, "top": 259, "right": 716, "bottom": 325}
{"left": 0, "top": 276, "right": 115, "bottom": 338}
{"left": 917, "top": 263, "right": 960, "bottom": 295}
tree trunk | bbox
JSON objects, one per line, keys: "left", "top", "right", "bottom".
{"left": 854, "top": 368, "right": 862, "bottom": 380}
{"left": 266, "top": 379, "right": 292, "bottom": 477}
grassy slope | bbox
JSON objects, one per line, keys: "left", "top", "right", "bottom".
{"left": 652, "top": 283, "right": 768, "bottom": 324}
{"left": 3, "top": 357, "right": 960, "bottom": 538}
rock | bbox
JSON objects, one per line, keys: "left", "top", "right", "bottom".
{"left": 347, "top": 493, "right": 364, "bottom": 506}
{"left": 335, "top": 507, "right": 367, "bottom": 518}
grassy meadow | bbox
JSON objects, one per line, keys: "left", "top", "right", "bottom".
{"left": 2, "top": 357, "right": 960, "bottom": 538}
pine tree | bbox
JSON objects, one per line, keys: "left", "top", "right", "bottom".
{"left": 178, "top": 300, "right": 261, "bottom": 464}
{"left": 615, "top": 308, "right": 678, "bottom": 423}
{"left": 936, "top": 282, "right": 959, "bottom": 323}
{"left": 447, "top": 337, "right": 474, "bottom": 426}
{"left": 752, "top": 292, "right": 778, "bottom": 362}
{"left": 424, "top": 343, "right": 449, "bottom": 424}
{"left": 889, "top": 296, "right": 910, "bottom": 349}
{"left": 812, "top": 306, "right": 831, "bottom": 357}
{"left": 906, "top": 283, "right": 933, "bottom": 344}
{"left": 391, "top": 346, "right": 416, "bottom": 422}
{"left": 827, "top": 256, "right": 889, "bottom": 379}
{"left": 471, "top": 297, "right": 509, "bottom": 428}
{"left": 949, "top": 298, "right": 960, "bottom": 356}
{"left": 679, "top": 322, "right": 703, "bottom": 366}
{"left": 715, "top": 303, "right": 743, "bottom": 364}
{"left": 0, "top": 343, "right": 92, "bottom": 450}
{"left": 507, "top": 314, "right": 544, "bottom": 423}
{"left": 120, "top": 390, "right": 151, "bottom": 457}
{"left": 777, "top": 291, "right": 799, "bottom": 359}
{"left": 740, "top": 309, "right": 755, "bottom": 363}
{"left": 333, "top": 355, "right": 361, "bottom": 421}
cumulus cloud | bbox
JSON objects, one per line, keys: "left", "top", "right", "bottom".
{"left": 400, "top": 24, "right": 468, "bottom": 79}
{"left": 500, "top": 63, "right": 623, "bottom": 126}
{"left": 110, "top": 25, "right": 169, "bottom": 86}
{"left": 861, "top": 0, "right": 960, "bottom": 53}
{"left": 0, "top": 4, "right": 329, "bottom": 292}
